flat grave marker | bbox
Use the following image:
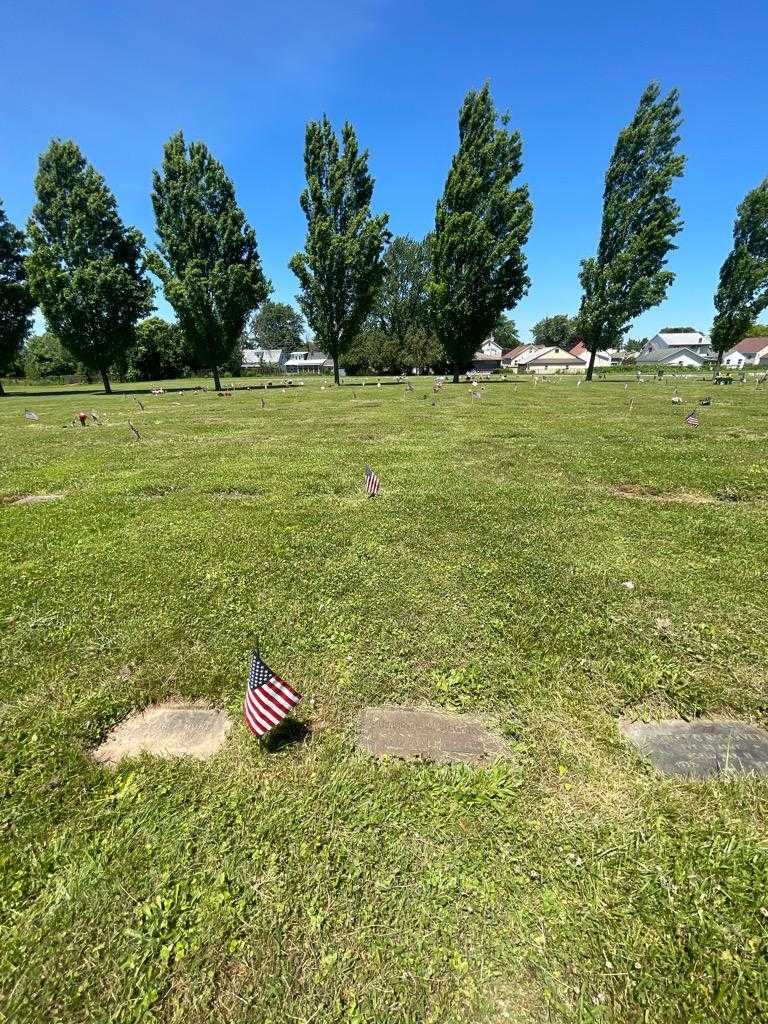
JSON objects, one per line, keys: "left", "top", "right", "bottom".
{"left": 620, "top": 718, "right": 768, "bottom": 779}
{"left": 357, "top": 705, "right": 510, "bottom": 765}
{"left": 92, "top": 703, "right": 232, "bottom": 767}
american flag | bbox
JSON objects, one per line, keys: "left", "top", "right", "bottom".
{"left": 364, "top": 465, "right": 381, "bottom": 496}
{"left": 685, "top": 411, "right": 700, "bottom": 427}
{"left": 244, "top": 652, "right": 302, "bottom": 738}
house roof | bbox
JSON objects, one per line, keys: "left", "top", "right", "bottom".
{"left": 569, "top": 342, "right": 611, "bottom": 362}
{"left": 242, "top": 347, "right": 284, "bottom": 365}
{"left": 518, "top": 346, "right": 582, "bottom": 366}
{"left": 502, "top": 344, "right": 531, "bottom": 361}
{"left": 285, "top": 352, "right": 329, "bottom": 366}
{"left": 656, "top": 347, "right": 707, "bottom": 364}
{"left": 726, "top": 336, "right": 768, "bottom": 355}
{"left": 655, "top": 331, "right": 709, "bottom": 347}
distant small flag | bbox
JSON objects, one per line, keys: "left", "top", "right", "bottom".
{"left": 91, "top": 411, "right": 99, "bottom": 422}
{"left": 685, "top": 411, "right": 700, "bottom": 428}
{"left": 364, "top": 465, "right": 381, "bottom": 497}
{"left": 244, "top": 651, "right": 302, "bottom": 738}
{"left": 23, "top": 410, "right": 39, "bottom": 421}
{"left": 77, "top": 411, "right": 88, "bottom": 426}
{"left": 128, "top": 421, "right": 140, "bottom": 440}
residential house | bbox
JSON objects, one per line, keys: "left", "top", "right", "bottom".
{"left": 242, "top": 347, "right": 287, "bottom": 370}
{"left": 512, "top": 345, "right": 584, "bottom": 375}
{"left": 471, "top": 337, "right": 504, "bottom": 371}
{"left": 501, "top": 344, "right": 534, "bottom": 368}
{"left": 723, "top": 337, "right": 768, "bottom": 369}
{"left": 284, "top": 350, "right": 334, "bottom": 374}
{"left": 636, "top": 330, "right": 714, "bottom": 365}
{"left": 569, "top": 341, "right": 612, "bottom": 370}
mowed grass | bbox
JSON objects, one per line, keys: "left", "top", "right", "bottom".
{"left": 1, "top": 374, "right": 767, "bottom": 1024}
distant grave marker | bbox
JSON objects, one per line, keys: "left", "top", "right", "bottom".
{"left": 92, "top": 703, "right": 232, "bottom": 767}
{"left": 620, "top": 719, "right": 768, "bottom": 778}
{"left": 357, "top": 706, "right": 510, "bottom": 765}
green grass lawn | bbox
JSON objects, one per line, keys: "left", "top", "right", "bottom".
{"left": 1, "top": 375, "right": 767, "bottom": 1024}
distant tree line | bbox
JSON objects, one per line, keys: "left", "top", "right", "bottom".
{"left": 2, "top": 80, "right": 767, "bottom": 394}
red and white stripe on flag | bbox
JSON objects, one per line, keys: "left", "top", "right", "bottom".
{"left": 364, "top": 465, "right": 380, "bottom": 496}
{"left": 244, "top": 675, "right": 302, "bottom": 738}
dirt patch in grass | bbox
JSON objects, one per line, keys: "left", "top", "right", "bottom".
{"left": 612, "top": 484, "right": 713, "bottom": 504}
{"left": 213, "top": 489, "right": 261, "bottom": 500}
{"left": 613, "top": 484, "right": 761, "bottom": 505}
{"left": 2, "top": 493, "right": 65, "bottom": 506}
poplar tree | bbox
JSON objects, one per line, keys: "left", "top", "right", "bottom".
{"left": 429, "top": 84, "right": 532, "bottom": 382}
{"left": 290, "top": 117, "right": 390, "bottom": 385}
{"left": 150, "top": 132, "right": 269, "bottom": 391}
{"left": 0, "top": 201, "right": 34, "bottom": 396}
{"left": 578, "top": 83, "right": 685, "bottom": 380}
{"left": 711, "top": 178, "right": 768, "bottom": 368}
{"left": 26, "top": 140, "right": 153, "bottom": 394}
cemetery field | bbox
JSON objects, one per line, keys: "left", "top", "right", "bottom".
{"left": 2, "top": 375, "right": 768, "bottom": 1024}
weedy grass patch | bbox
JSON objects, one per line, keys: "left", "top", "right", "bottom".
{"left": 1, "top": 375, "right": 767, "bottom": 1023}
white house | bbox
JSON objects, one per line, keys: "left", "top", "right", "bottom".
{"left": 242, "top": 347, "right": 287, "bottom": 370}
{"left": 471, "top": 338, "right": 504, "bottom": 371}
{"left": 569, "top": 342, "right": 612, "bottom": 370}
{"left": 723, "top": 337, "right": 768, "bottom": 369}
{"left": 501, "top": 344, "right": 534, "bottom": 368}
{"left": 284, "top": 350, "right": 334, "bottom": 374}
{"left": 636, "top": 330, "right": 714, "bottom": 364}
{"left": 513, "top": 345, "right": 584, "bottom": 375}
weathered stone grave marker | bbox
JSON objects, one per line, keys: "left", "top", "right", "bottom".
{"left": 357, "top": 706, "right": 510, "bottom": 765}
{"left": 620, "top": 719, "right": 768, "bottom": 779}
{"left": 92, "top": 703, "right": 232, "bottom": 767}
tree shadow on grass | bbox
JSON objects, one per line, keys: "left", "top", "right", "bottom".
{"left": 261, "top": 718, "right": 312, "bottom": 753}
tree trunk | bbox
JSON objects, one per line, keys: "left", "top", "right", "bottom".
{"left": 712, "top": 352, "right": 723, "bottom": 378}
{"left": 0, "top": 378, "right": 5, "bottom": 397}
{"left": 452, "top": 361, "right": 460, "bottom": 384}
{"left": 585, "top": 325, "right": 606, "bottom": 382}
{"left": 100, "top": 367, "right": 112, "bottom": 394}
{"left": 212, "top": 365, "right": 222, "bottom": 392}
{"left": 333, "top": 356, "right": 340, "bottom": 386}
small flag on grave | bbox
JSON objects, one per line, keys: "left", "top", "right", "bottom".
{"left": 364, "top": 465, "right": 381, "bottom": 496}
{"left": 244, "top": 651, "right": 302, "bottom": 738}
{"left": 24, "top": 409, "right": 39, "bottom": 421}
{"left": 685, "top": 410, "right": 700, "bottom": 428}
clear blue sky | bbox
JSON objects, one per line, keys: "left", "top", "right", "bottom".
{"left": 3, "top": 0, "right": 767, "bottom": 342}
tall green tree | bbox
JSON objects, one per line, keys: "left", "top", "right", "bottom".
{"left": 128, "top": 317, "right": 190, "bottom": 381}
{"left": 429, "top": 84, "right": 532, "bottom": 382}
{"left": 372, "top": 235, "right": 432, "bottom": 344}
{"left": 23, "top": 331, "right": 77, "bottom": 379}
{"left": 531, "top": 314, "right": 578, "bottom": 349}
{"left": 710, "top": 179, "right": 768, "bottom": 369}
{"left": 26, "top": 140, "right": 153, "bottom": 394}
{"left": 246, "top": 301, "right": 305, "bottom": 352}
{"left": 493, "top": 313, "right": 519, "bottom": 350}
{"left": 149, "top": 132, "right": 270, "bottom": 391}
{"left": 290, "top": 116, "right": 390, "bottom": 384}
{"left": 0, "top": 200, "right": 35, "bottom": 395}
{"left": 578, "top": 83, "right": 685, "bottom": 380}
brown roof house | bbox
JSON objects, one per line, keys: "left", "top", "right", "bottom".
{"left": 508, "top": 345, "right": 584, "bottom": 374}
{"left": 723, "top": 337, "right": 768, "bottom": 369}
